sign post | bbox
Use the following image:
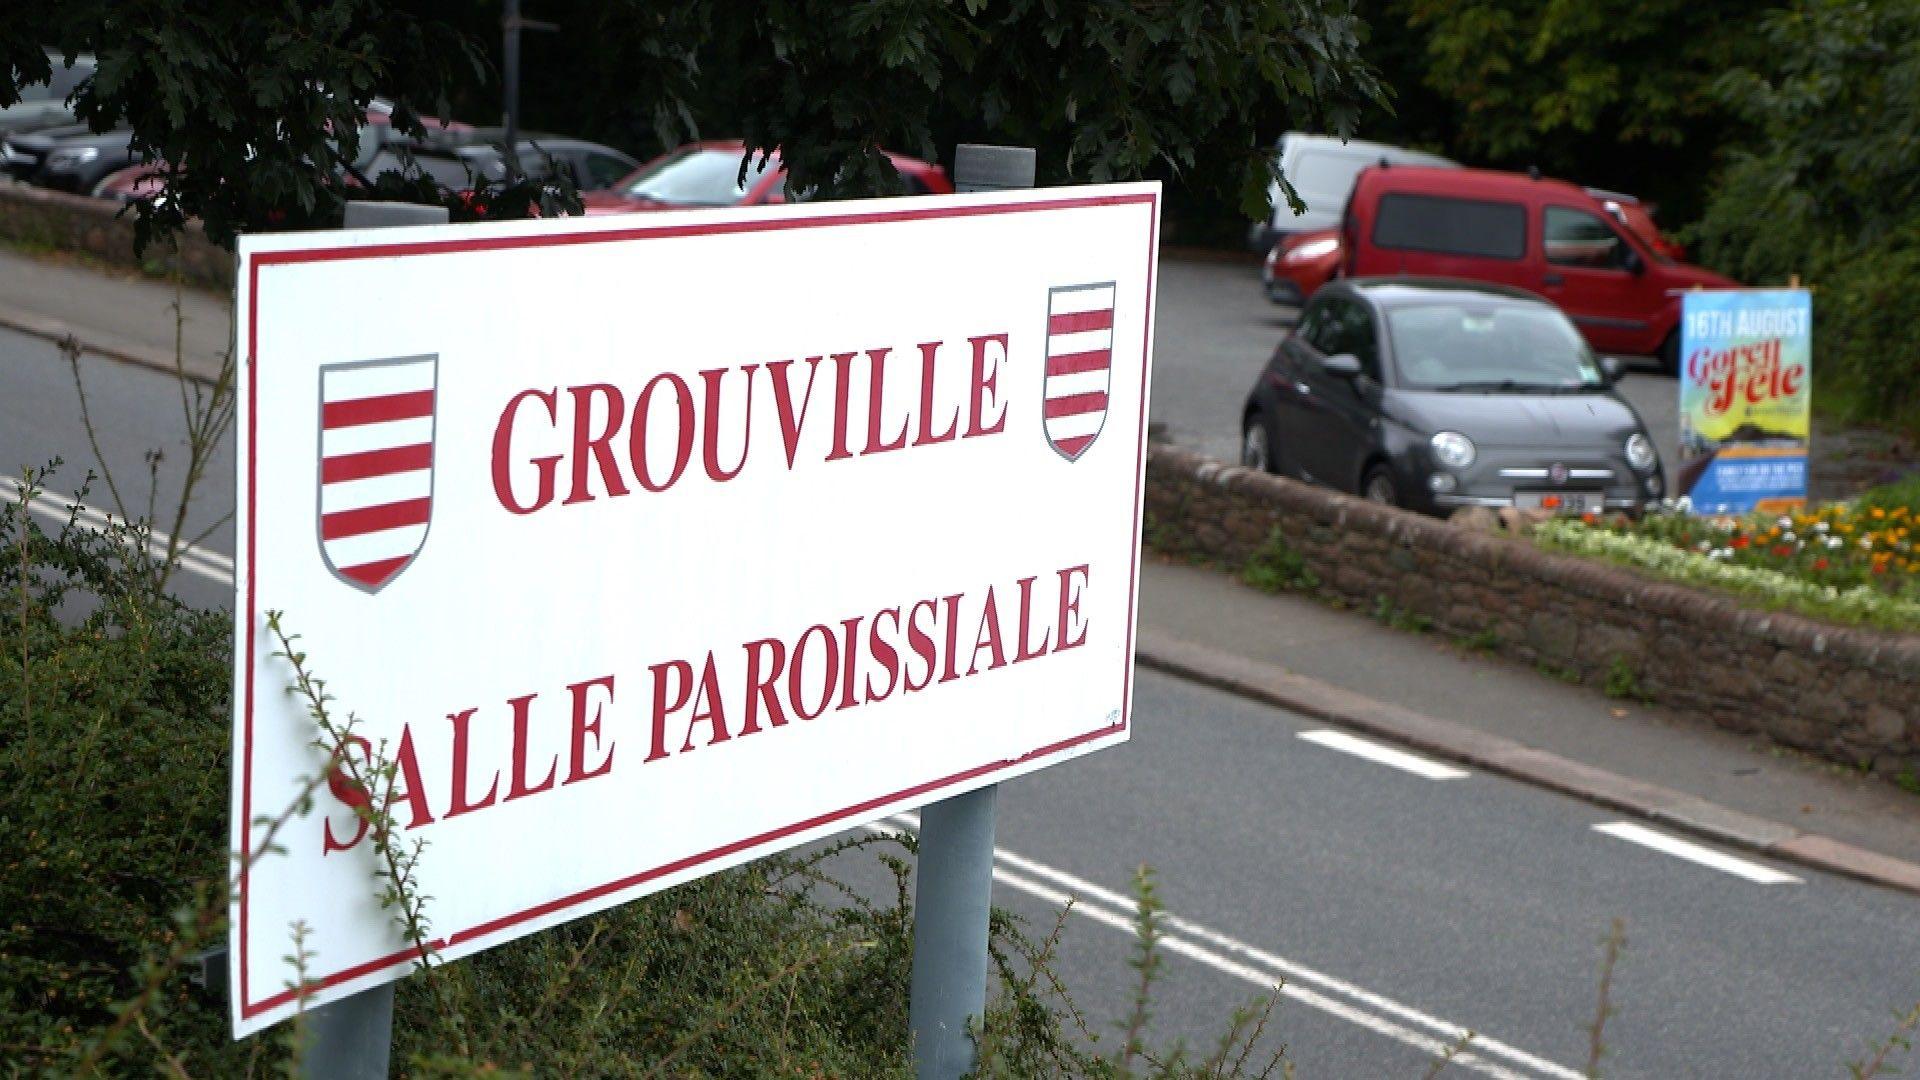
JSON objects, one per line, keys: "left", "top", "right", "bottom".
{"left": 904, "top": 144, "right": 1041, "bottom": 1080}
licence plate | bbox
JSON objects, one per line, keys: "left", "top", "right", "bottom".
{"left": 1514, "top": 490, "right": 1604, "bottom": 513}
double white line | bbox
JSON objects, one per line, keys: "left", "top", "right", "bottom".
{"left": 2, "top": 474, "right": 234, "bottom": 586}
{"left": 868, "top": 812, "right": 1579, "bottom": 1079}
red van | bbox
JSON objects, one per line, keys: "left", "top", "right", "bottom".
{"left": 1340, "top": 166, "right": 1732, "bottom": 371}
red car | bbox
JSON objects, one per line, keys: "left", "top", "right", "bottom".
{"left": 583, "top": 140, "right": 952, "bottom": 215}
{"left": 1339, "top": 165, "right": 1732, "bottom": 370}
{"left": 1261, "top": 227, "right": 1342, "bottom": 306}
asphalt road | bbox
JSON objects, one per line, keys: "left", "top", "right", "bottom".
{"left": 1151, "top": 259, "right": 1680, "bottom": 494}
{"left": 6, "top": 324, "right": 1917, "bottom": 1076}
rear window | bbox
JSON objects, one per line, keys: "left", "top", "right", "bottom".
{"left": 1372, "top": 194, "right": 1526, "bottom": 261}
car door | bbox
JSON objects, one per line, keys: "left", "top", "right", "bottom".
{"left": 1537, "top": 203, "right": 1667, "bottom": 355}
{"left": 1262, "top": 299, "right": 1331, "bottom": 480}
{"left": 1308, "top": 295, "right": 1386, "bottom": 492}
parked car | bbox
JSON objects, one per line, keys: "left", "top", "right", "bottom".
{"left": 0, "top": 52, "right": 94, "bottom": 138}
{"left": 2, "top": 121, "right": 85, "bottom": 181}
{"left": 30, "top": 127, "right": 136, "bottom": 194}
{"left": 1239, "top": 278, "right": 1665, "bottom": 516}
{"left": 1261, "top": 227, "right": 1342, "bottom": 305}
{"left": 581, "top": 140, "right": 952, "bottom": 214}
{"left": 1338, "top": 165, "right": 1733, "bottom": 371}
{"left": 1585, "top": 187, "right": 1686, "bottom": 262}
{"left": 1249, "top": 132, "right": 1455, "bottom": 252}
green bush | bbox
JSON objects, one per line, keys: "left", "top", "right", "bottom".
{"left": 1691, "top": 0, "right": 1920, "bottom": 434}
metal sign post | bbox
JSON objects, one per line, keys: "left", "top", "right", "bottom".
{"left": 907, "top": 144, "right": 1037, "bottom": 1080}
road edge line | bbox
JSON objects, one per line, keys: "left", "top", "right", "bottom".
{"left": 1134, "top": 630, "right": 1920, "bottom": 899}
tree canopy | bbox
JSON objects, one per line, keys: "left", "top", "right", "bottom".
{"left": 4, "top": 0, "right": 1385, "bottom": 249}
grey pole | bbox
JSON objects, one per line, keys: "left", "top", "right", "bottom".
{"left": 910, "top": 787, "right": 1000, "bottom": 1079}
{"left": 907, "top": 144, "right": 1036, "bottom": 1080}
{"left": 293, "top": 198, "right": 445, "bottom": 1079}
{"left": 298, "top": 984, "right": 396, "bottom": 1080}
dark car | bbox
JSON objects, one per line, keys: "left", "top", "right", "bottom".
{"left": 26, "top": 126, "right": 136, "bottom": 194}
{"left": 2, "top": 121, "right": 85, "bottom": 180}
{"left": 1240, "top": 279, "right": 1665, "bottom": 516}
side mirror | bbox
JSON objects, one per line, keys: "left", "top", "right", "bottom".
{"left": 1321, "top": 352, "right": 1363, "bottom": 378}
{"left": 1599, "top": 355, "right": 1625, "bottom": 383}
{"left": 1622, "top": 246, "right": 1646, "bottom": 277}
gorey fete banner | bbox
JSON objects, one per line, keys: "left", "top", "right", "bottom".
{"left": 230, "top": 184, "right": 1161, "bottom": 1035}
{"left": 1675, "top": 288, "right": 1812, "bottom": 515}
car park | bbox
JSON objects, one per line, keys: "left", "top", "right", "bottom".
{"left": 1249, "top": 132, "right": 1454, "bottom": 252}
{"left": 1338, "top": 165, "right": 1733, "bottom": 370}
{"left": 1240, "top": 278, "right": 1664, "bottom": 516}
{"left": 581, "top": 140, "right": 952, "bottom": 214}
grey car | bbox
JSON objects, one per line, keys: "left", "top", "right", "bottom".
{"left": 1240, "top": 278, "right": 1666, "bottom": 516}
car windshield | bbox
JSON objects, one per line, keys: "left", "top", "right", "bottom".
{"left": 1386, "top": 303, "right": 1604, "bottom": 392}
{"left": 623, "top": 147, "right": 775, "bottom": 206}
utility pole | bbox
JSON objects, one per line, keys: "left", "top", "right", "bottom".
{"left": 501, "top": 0, "right": 557, "bottom": 182}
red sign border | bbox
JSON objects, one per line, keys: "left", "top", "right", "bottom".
{"left": 237, "top": 190, "right": 1161, "bottom": 1020}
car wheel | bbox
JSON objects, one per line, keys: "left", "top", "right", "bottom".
{"left": 1361, "top": 463, "right": 1399, "bottom": 507}
{"left": 1241, "top": 413, "right": 1276, "bottom": 473}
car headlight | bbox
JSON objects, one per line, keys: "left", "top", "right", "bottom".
{"left": 49, "top": 147, "right": 99, "bottom": 168}
{"left": 1625, "top": 433, "right": 1657, "bottom": 472}
{"left": 1284, "top": 236, "right": 1340, "bottom": 262}
{"left": 1430, "top": 431, "right": 1475, "bottom": 469}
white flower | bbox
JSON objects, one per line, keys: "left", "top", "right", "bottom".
{"left": 1777, "top": 516, "right": 1794, "bottom": 529}
{"left": 1814, "top": 521, "right": 1829, "bottom": 533}
{"left": 1828, "top": 536, "right": 1844, "bottom": 549}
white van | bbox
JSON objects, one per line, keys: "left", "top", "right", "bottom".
{"left": 1250, "top": 132, "right": 1455, "bottom": 251}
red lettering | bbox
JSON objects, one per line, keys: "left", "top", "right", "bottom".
{"left": 905, "top": 599, "right": 939, "bottom": 692}
{"left": 866, "top": 607, "right": 903, "bottom": 702}
{"left": 862, "top": 348, "right": 910, "bottom": 456}
{"left": 913, "top": 341, "right": 960, "bottom": 447}
{"left": 682, "top": 653, "right": 731, "bottom": 752}
{"left": 1055, "top": 564, "right": 1090, "bottom": 651}
{"left": 631, "top": 373, "right": 694, "bottom": 492}
{"left": 826, "top": 351, "right": 859, "bottom": 461}
{"left": 322, "top": 734, "right": 374, "bottom": 854}
{"left": 505, "top": 691, "right": 557, "bottom": 802}
{"left": 740, "top": 637, "right": 788, "bottom": 735}
{"left": 790, "top": 623, "right": 839, "bottom": 721}
{"left": 838, "top": 615, "right": 865, "bottom": 709}
{"left": 392, "top": 724, "right": 437, "bottom": 829}
{"left": 444, "top": 706, "right": 500, "bottom": 819}
{"left": 965, "top": 333, "right": 1010, "bottom": 438}
{"left": 491, "top": 388, "right": 561, "bottom": 514}
{"left": 565, "top": 675, "right": 617, "bottom": 783}
{"left": 768, "top": 357, "right": 823, "bottom": 468}
{"left": 563, "top": 383, "right": 629, "bottom": 505}
{"left": 938, "top": 593, "right": 965, "bottom": 683}
{"left": 1013, "top": 575, "right": 1052, "bottom": 661}
{"left": 968, "top": 585, "right": 1008, "bottom": 675}
{"left": 647, "top": 660, "right": 693, "bottom": 762}
{"left": 700, "top": 365, "right": 756, "bottom": 482}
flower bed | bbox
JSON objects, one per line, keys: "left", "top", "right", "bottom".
{"left": 1534, "top": 478, "right": 1920, "bottom": 633}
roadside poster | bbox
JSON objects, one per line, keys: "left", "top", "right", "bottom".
{"left": 230, "top": 184, "right": 1160, "bottom": 1035}
{"left": 1675, "top": 288, "right": 1812, "bottom": 515}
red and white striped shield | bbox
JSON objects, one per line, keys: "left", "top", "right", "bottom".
{"left": 1042, "top": 282, "right": 1116, "bottom": 461}
{"left": 316, "top": 355, "right": 437, "bottom": 593}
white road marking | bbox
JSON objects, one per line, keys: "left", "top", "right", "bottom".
{"left": 1297, "top": 729, "right": 1470, "bottom": 781}
{"left": 2, "top": 474, "right": 234, "bottom": 586}
{"left": 871, "top": 812, "right": 1579, "bottom": 1080}
{"left": 1593, "top": 822, "right": 1802, "bottom": 885}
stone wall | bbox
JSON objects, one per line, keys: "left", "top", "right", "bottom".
{"left": 1144, "top": 442, "right": 1920, "bottom": 776}
{"left": 0, "top": 180, "right": 230, "bottom": 289}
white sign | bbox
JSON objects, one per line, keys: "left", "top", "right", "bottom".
{"left": 229, "top": 184, "right": 1161, "bottom": 1035}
